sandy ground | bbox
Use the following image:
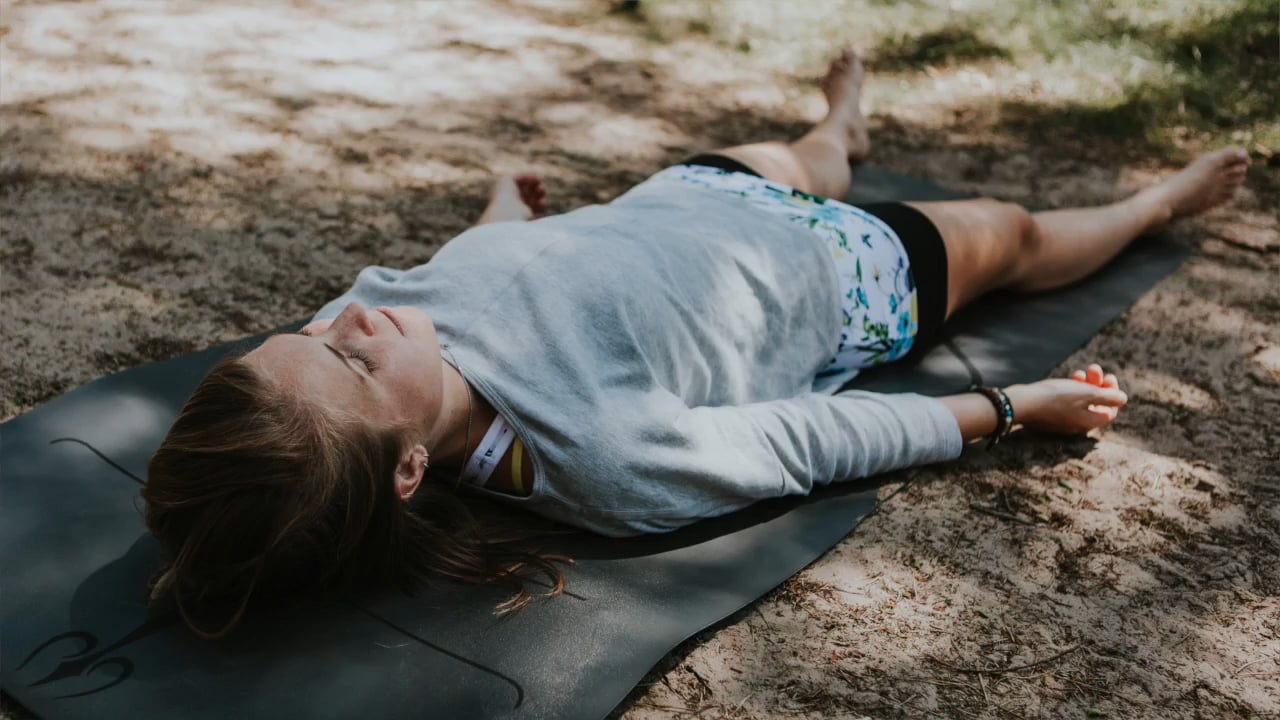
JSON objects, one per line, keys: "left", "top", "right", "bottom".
{"left": 2, "top": 2, "right": 1278, "bottom": 718}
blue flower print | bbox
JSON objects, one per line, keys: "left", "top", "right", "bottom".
{"left": 888, "top": 336, "right": 914, "bottom": 360}
{"left": 897, "top": 311, "right": 913, "bottom": 336}
{"left": 655, "top": 163, "right": 919, "bottom": 379}
{"left": 812, "top": 205, "right": 846, "bottom": 226}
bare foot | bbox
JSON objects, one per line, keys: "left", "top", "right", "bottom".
{"left": 1134, "top": 147, "right": 1251, "bottom": 224}
{"left": 477, "top": 174, "right": 548, "bottom": 225}
{"left": 820, "top": 48, "right": 870, "bottom": 161}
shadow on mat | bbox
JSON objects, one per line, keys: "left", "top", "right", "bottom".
{"left": 544, "top": 479, "right": 884, "bottom": 560}
{"left": 5, "top": 4, "right": 1277, "bottom": 717}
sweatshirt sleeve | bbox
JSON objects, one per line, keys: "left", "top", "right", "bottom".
{"left": 584, "top": 389, "right": 964, "bottom": 535}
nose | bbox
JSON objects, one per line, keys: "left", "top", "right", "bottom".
{"left": 331, "top": 302, "right": 377, "bottom": 337}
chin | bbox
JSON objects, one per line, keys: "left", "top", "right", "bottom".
{"left": 396, "top": 306, "right": 434, "bottom": 335}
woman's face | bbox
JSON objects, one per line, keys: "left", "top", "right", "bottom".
{"left": 245, "top": 303, "right": 445, "bottom": 440}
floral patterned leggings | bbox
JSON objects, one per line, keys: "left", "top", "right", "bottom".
{"left": 651, "top": 164, "right": 919, "bottom": 380}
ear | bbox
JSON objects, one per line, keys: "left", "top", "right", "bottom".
{"left": 394, "top": 444, "right": 429, "bottom": 502}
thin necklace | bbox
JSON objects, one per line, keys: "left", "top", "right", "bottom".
{"left": 440, "top": 344, "right": 474, "bottom": 490}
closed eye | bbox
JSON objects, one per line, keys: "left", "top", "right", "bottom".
{"left": 348, "top": 350, "right": 378, "bottom": 372}
{"left": 305, "top": 337, "right": 375, "bottom": 378}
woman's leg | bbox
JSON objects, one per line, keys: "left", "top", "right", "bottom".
{"left": 709, "top": 49, "right": 869, "bottom": 199}
{"left": 696, "top": 48, "right": 1250, "bottom": 320}
{"left": 908, "top": 149, "right": 1251, "bottom": 318}
{"left": 476, "top": 174, "right": 548, "bottom": 225}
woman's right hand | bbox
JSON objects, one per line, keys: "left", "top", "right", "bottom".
{"left": 1007, "top": 364, "right": 1128, "bottom": 435}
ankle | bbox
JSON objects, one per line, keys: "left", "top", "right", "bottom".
{"left": 802, "top": 122, "right": 846, "bottom": 152}
{"left": 1127, "top": 193, "right": 1173, "bottom": 229}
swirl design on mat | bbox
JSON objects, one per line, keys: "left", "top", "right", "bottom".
{"left": 17, "top": 437, "right": 528, "bottom": 708}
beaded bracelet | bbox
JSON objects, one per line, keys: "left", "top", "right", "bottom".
{"left": 970, "top": 384, "right": 1015, "bottom": 449}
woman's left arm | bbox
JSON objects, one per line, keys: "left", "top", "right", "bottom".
{"left": 593, "top": 368, "right": 1124, "bottom": 533}
{"left": 941, "top": 363, "right": 1127, "bottom": 441}
{"left": 635, "top": 364, "right": 1126, "bottom": 512}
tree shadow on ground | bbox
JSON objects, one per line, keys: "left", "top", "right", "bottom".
{"left": 3, "top": 1, "right": 1278, "bottom": 718}
{"left": 867, "top": 27, "right": 1011, "bottom": 72}
{"left": 996, "top": 0, "right": 1278, "bottom": 170}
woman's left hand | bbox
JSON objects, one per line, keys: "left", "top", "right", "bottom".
{"left": 1007, "top": 363, "right": 1128, "bottom": 435}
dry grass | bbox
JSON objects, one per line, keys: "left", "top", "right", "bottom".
{"left": 3, "top": 1, "right": 1279, "bottom": 719}
{"left": 637, "top": 0, "right": 1280, "bottom": 161}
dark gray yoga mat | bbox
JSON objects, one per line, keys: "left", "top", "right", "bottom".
{"left": 0, "top": 166, "right": 1187, "bottom": 720}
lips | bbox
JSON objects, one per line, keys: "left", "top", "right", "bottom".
{"left": 377, "top": 307, "right": 405, "bottom": 337}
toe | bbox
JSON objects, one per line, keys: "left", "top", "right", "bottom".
{"left": 1214, "top": 146, "right": 1249, "bottom": 167}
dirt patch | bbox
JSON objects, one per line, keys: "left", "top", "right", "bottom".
{"left": 3, "top": 1, "right": 1278, "bottom": 719}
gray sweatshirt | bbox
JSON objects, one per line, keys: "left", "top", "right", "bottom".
{"left": 314, "top": 180, "right": 963, "bottom": 536}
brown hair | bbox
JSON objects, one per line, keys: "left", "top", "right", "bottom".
{"left": 142, "top": 355, "right": 566, "bottom": 639}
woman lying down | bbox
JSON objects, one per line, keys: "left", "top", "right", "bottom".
{"left": 143, "top": 49, "right": 1251, "bottom": 637}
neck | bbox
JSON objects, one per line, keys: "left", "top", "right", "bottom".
{"left": 428, "top": 356, "right": 497, "bottom": 474}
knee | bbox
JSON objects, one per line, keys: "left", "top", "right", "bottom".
{"left": 997, "top": 201, "right": 1036, "bottom": 244}
{"left": 993, "top": 200, "right": 1038, "bottom": 268}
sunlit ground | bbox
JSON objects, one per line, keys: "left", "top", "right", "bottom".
{"left": 2, "top": 1, "right": 1278, "bottom": 718}
{"left": 642, "top": 0, "right": 1280, "bottom": 155}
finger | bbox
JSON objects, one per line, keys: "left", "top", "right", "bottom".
{"left": 1072, "top": 369, "right": 1087, "bottom": 382}
{"left": 1103, "top": 373, "right": 1118, "bottom": 389}
{"left": 1090, "top": 387, "right": 1128, "bottom": 407}
{"left": 1086, "top": 405, "right": 1120, "bottom": 425}
{"left": 1090, "top": 402, "right": 1120, "bottom": 418}
{"left": 1087, "top": 364, "right": 1104, "bottom": 385}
